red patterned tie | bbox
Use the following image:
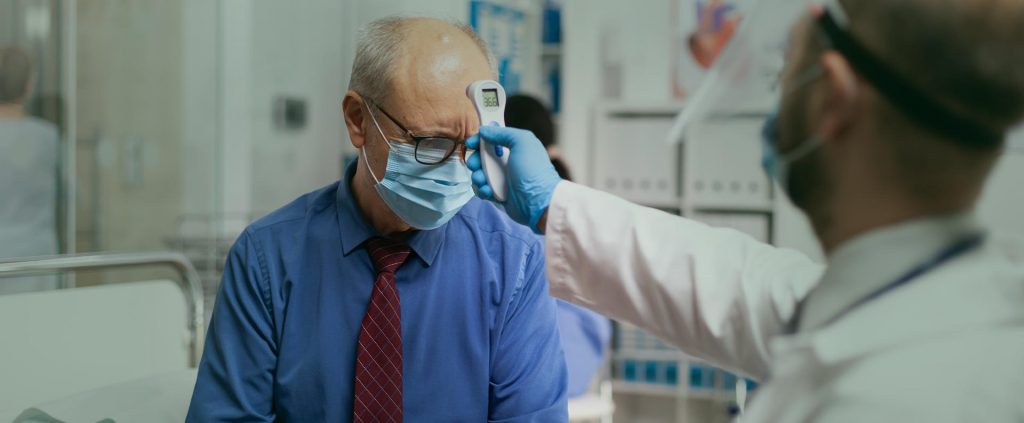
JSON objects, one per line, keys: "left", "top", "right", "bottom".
{"left": 353, "top": 238, "right": 412, "bottom": 423}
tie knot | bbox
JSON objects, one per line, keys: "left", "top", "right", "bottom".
{"left": 365, "top": 237, "right": 412, "bottom": 275}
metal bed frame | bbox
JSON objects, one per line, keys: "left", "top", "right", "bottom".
{"left": 0, "top": 252, "right": 205, "bottom": 366}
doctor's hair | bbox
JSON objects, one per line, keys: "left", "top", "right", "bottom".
{"left": 0, "top": 46, "right": 32, "bottom": 104}
{"left": 829, "top": 0, "right": 1024, "bottom": 147}
{"left": 349, "top": 16, "right": 497, "bottom": 105}
{"left": 793, "top": 0, "right": 1020, "bottom": 205}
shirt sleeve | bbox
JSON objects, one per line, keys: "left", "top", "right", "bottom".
{"left": 488, "top": 241, "right": 569, "bottom": 422}
{"left": 545, "top": 182, "right": 824, "bottom": 380}
{"left": 557, "top": 300, "right": 611, "bottom": 397}
{"left": 186, "top": 230, "right": 277, "bottom": 422}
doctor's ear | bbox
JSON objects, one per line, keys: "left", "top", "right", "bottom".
{"left": 343, "top": 91, "right": 369, "bottom": 149}
{"left": 816, "top": 51, "right": 860, "bottom": 141}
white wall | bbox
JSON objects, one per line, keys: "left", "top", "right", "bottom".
{"left": 248, "top": 0, "right": 350, "bottom": 215}
{"left": 353, "top": 0, "right": 470, "bottom": 22}
{"left": 561, "top": 0, "right": 674, "bottom": 186}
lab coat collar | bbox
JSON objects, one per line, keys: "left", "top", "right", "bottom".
{"left": 335, "top": 161, "right": 445, "bottom": 266}
{"left": 797, "top": 211, "right": 984, "bottom": 333}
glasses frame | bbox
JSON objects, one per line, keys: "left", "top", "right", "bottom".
{"left": 364, "top": 97, "right": 465, "bottom": 165}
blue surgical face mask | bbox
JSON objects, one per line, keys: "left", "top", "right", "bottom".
{"left": 761, "top": 66, "right": 825, "bottom": 188}
{"left": 363, "top": 110, "right": 474, "bottom": 230}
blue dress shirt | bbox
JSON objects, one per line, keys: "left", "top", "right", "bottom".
{"left": 556, "top": 301, "right": 611, "bottom": 398}
{"left": 187, "top": 163, "right": 567, "bottom": 422}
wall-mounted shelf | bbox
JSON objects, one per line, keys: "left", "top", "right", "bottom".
{"left": 597, "top": 101, "right": 688, "bottom": 117}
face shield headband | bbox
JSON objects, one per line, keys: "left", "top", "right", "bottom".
{"left": 816, "top": 1, "right": 1004, "bottom": 148}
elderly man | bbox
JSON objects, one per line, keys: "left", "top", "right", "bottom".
{"left": 187, "top": 18, "right": 567, "bottom": 422}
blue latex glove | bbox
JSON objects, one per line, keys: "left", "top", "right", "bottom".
{"left": 466, "top": 125, "right": 563, "bottom": 233}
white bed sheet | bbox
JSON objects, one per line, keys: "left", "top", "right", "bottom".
{"left": 5, "top": 368, "right": 197, "bottom": 423}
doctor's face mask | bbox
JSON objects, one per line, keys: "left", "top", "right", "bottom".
{"left": 761, "top": 16, "right": 831, "bottom": 211}
{"left": 762, "top": 65, "right": 823, "bottom": 191}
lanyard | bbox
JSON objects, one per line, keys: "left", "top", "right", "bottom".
{"left": 793, "top": 232, "right": 987, "bottom": 333}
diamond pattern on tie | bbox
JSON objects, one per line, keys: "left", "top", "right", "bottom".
{"left": 354, "top": 238, "right": 412, "bottom": 423}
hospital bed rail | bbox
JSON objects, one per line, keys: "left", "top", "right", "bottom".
{"left": 0, "top": 252, "right": 205, "bottom": 366}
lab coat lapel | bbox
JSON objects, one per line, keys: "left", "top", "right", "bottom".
{"left": 738, "top": 334, "right": 826, "bottom": 423}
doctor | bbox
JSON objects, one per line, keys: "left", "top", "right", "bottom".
{"left": 468, "top": 0, "right": 1024, "bottom": 421}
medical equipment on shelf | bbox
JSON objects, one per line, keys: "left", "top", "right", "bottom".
{"left": 613, "top": 322, "right": 757, "bottom": 399}
{"left": 467, "top": 79, "right": 511, "bottom": 201}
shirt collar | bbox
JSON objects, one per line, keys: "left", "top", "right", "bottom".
{"left": 336, "top": 160, "right": 446, "bottom": 266}
{"left": 798, "top": 211, "right": 984, "bottom": 332}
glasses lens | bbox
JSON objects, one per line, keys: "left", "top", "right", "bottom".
{"left": 415, "top": 138, "right": 458, "bottom": 164}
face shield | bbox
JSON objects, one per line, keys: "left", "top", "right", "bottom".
{"left": 668, "top": 0, "right": 811, "bottom": 144}
{"left": 672, "top": 0, "right": 1009, "bottom": 148}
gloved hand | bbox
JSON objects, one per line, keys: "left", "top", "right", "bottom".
{"left": 466, "top": 125, "right": 563, "bottom": 233}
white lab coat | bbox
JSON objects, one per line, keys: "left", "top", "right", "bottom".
{"left": 545, "top": 181, "right": 1024, "bottom": 422}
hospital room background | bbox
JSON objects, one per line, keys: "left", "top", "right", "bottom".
{"left": 2, "top": 0, "right": 1022, "bottom": 422}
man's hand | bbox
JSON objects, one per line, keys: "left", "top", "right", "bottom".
{"left": 466, "top": 125, "right": 562, "bottom": 234}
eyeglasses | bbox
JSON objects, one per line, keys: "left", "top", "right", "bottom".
{"left": 364, "top": 97, "right": 466, "bottom": 165}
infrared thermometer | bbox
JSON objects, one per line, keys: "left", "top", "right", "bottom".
{"left": 467, "top": 80, "right": 509, "bottom": 202}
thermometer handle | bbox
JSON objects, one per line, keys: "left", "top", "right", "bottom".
{"left": 479, "top": 138, "right": 509, "bottom": 202}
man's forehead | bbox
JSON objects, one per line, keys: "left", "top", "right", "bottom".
{"left": 396, "top": 39, "right": 490, "bottom": 82}
{"left": 389, "top": 57, "right": 492, "bottom": 114}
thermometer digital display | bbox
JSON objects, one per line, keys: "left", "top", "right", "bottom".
{"left": 467, "top": 80, "right": 510, "bottom": 201}
{"left": 482, "top": 88, "right": 500, "bottom": 108}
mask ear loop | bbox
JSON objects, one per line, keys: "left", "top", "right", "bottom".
{"left": 782, "top": 66, "right": 824, "bottom": 98}
{"left": 776, "top": 65, "right": 825, "bottom": 162}
{"left": 362, "top": 103, "right": 395, "bottom": 185}
{"left": 780, "top": 134, "right": 824, "bottom": 165}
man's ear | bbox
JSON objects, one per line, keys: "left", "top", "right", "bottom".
{"left": 343, "top": 91, "right": 369, "bottom": 149}
{"left": 816, "top": 51, "right": 860, "bottom": 141}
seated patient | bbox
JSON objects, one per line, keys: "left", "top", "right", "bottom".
{"left": 187, "top": 17, "right": 567, "bottom": 422}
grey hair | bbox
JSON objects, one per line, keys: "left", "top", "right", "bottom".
{"left": 349, "top": 16, "right": 497, "bottom": 104}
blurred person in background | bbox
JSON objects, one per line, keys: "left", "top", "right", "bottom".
{"left": 505, "top": 93, "right": 612, "bottom": 398}
{"left": 506, "top": 95, "right": 573, "bottom": 180}
{"left": 0, "top": 46, "right": 60, "bottom": 295}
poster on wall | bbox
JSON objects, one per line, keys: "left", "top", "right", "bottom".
{"left": 667, "top": 0, "right": 806, "bottom": 144}
{"left": 672, "top": 0, "right": 744, "bottom": 99}
{"left": 469, "top": 0, "right": 526, "bottom": 94}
